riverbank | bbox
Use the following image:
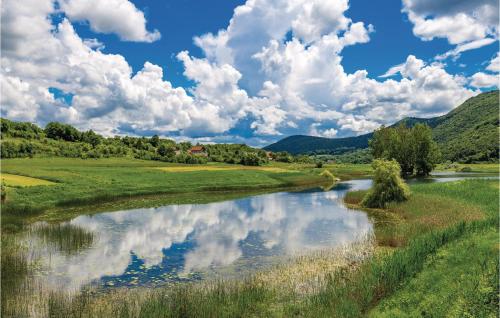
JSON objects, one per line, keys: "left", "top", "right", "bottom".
{"left": 1, "top": 158, "right": 343, "bottom": 222}
{"left": 3, "top": 176, "right": 497, "bottom": 317}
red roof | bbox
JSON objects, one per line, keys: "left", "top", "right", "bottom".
{"left": 189, "top": 146, "right": 205, "bottom": 152}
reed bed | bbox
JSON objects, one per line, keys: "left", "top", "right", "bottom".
{"left": 32, "top": 223, "right": 95, "bottom": 255}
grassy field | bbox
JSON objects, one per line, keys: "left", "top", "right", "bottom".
{"left": 1, "top": 173, "right": 56, "bottom": 187}
{"left": 3, "top": 177, "right": 496, "bottom": 317}
{"left": 435, "top": 162, "right": 499, "bottom": 173}
{"left": 1, "top": 158, "right": 335, "bottom": 220}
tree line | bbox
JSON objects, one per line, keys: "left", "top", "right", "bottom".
{"left": 0, "top": 119, "right": 302, "bottom": 166}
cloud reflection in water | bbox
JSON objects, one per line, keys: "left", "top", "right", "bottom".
{"left": 35, "top": 180, "right": 373, "bottom": 291}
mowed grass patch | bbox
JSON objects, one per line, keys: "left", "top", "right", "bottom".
{"left": 1, "top": 173, "right": 55, "bottom": 187}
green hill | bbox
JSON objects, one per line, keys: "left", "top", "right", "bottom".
{"left": 264, "top": 90, "right": 499, "bottom": 163}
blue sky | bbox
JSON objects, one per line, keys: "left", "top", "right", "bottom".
{"left": 1, "top": 0, "right": 499, "bottom": 146}
{"left": 70, "top": 0, "right": 498, "bottom": 88}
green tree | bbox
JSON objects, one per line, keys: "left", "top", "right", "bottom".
{"left": 1, "top": 182, "right": 6, "bottom": 203}
{"left": 81, "top": 130, "right": 103, "bottom": 147}
{"left": 362, "top": 159, "right": 410, "bottom": 208}
{"left": 241, "top": 152, "right": 261, "bottom": 166}
{"left": 157, "top": 144, "right": 175, "bottom": 158}
{"left": 150, "top": 135, "right": 160, "bottom": 147}
{"left": 413, "top": 124, "right": 440, "bottom": 176}
{"left": 370, "top": 123, "right": 439, "bottom": 177}
{"left": 45, "top": 122, "right": 81, "bottom": 142}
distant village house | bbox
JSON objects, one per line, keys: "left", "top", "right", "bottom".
{"left": 188, "top": 145, "right": 208, "bottom": 157}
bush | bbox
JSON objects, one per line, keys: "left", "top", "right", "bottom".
{"left": 1, "top": 182, "right": 6, "bottom": 202}
{"left": 362, "top": 159, "right": 410, "bottom": 208}
{"left": 316, "top": 162, "right": 323, "bottom": 168}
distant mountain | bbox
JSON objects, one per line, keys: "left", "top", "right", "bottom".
{"left": 264, "top": 90, "right": 499, "bottom": 162}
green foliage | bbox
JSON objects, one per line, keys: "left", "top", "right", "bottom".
{"left": 370, "top": 228, "right": 499, "bottom": 318}
{"left": 370, "top": 123, "right": 440, "bottom": 176}
{"left": 362, "top": 159, "right": 410, "bottom": 208}
{"left": 45, "top": 122, "right": 82, "bottom": 142}
{"left": 1, "top": 182, "right": 6, "bottom": 202}
{"left": 431, "top": 90, "right": 499, "bottom": 163}
{"left": 0, "top": 119, "right": 285, "bottom": 165}
{"left": 1, "top": 118, "right": 44, "bottom": 139}
{"left": 272, "top": 151, "right": 293, "bottom": 163}
{"left": 312, "top": 148, "right": 372, "bottom": 164}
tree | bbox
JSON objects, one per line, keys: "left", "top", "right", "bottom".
{"left": 241, "top": 152, "right": 261, "bottom": 166}
{"left": 157, "top": 144, "right": 175, "bottom": 158}
{"left": 362, "top": 159, "right": 410, "bottom": 208}
{"left": 150, "top": 135, "right": 160, "bottom": 147}
{"left": 412, "top": 124, "right": 440, "bottom": 176}
{"left": 45, "top": 122, "right": 81, "bottom": 142}
{"left": 82, "top": 130, "right": 102, "bottom": 147}
{"left": 1, "top": 182, "right": 6, "bottom": 203}
{"left": 370, "top": 123, "right": 440, "bottom": 177}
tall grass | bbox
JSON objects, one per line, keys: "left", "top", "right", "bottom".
{"left": 33, "top": 223, "right": 95, "bottom": 255}
{"left": 301, "top": 221, "right": 492, "bottom": 317}
{"left": 2, "top": 236, "right": 375, "bottom": 318}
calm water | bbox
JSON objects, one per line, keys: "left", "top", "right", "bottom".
{"left": 29, "top": 173, "right": 497, "bottom": 292}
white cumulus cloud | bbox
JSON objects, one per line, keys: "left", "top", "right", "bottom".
{"left": 58, "top": 0, "right": 161, "bottom": 42}
{"left": 0, "top": 0, "right": 481, "bottom": 144}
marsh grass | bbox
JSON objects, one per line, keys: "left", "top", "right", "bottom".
{"left": 33, "top": 223, "right": 95, "bottom": 255}
{"left": 1, "top": 236, "right": 375, "bottom": 318}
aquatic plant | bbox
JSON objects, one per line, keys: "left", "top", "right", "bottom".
{"left": 34, "top": 223, "right": 95, "bottom": 255}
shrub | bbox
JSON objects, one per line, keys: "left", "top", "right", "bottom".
{"left": 1, "top": 182, "right": 6, "bottom": 202}
{"left": 362, "top": 159, "right": 410, "bottom": 208}
{"left": 316, "top": 162, "right": 323, "bottom": 168}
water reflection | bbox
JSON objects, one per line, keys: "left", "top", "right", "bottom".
{"left": 33, "top": 180, "right": 373, "bottom": 292}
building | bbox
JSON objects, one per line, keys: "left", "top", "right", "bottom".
{"left": 188, "top": 145, "right": 208, "bottom": 157}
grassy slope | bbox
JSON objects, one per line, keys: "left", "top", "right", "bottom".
{"left": 370, "top": 228, "right": 498, "bottom": 318}
{"left": 1, "top": 158, "right": 331, "bottom": 219}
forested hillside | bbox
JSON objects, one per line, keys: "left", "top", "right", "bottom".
{"left": 265, "top": 90, "right": 499, "bottom": 163}
{"left": 429, "top": 90, "right": 499, "bottom": 162}
{"left": 0, "top": 119, "right": 298, "bottom": 165}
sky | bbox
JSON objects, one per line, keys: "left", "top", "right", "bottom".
{"left": 1, "top": 0, "right": 499, "bottom": 146}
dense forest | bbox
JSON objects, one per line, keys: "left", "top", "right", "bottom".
{"left": 265, "top": 90, "right": 499, "bottom": 163}
{"left": 0, "top": 119, "right": 302, "bottom": 166}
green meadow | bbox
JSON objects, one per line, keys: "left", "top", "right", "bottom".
{"left": 1, "top": 157, "right": 335, "bottom": 221}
